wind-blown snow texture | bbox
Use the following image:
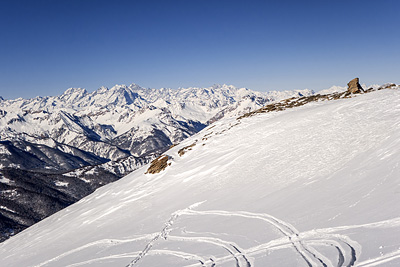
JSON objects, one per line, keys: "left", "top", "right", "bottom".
{"left": 1, "top": 86, "right": 399, "bottom": 266}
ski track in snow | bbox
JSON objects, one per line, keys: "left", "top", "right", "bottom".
{"left": 125, "top": 212, "right": 181, "bottom": 266}
{"left": 125, "top": 201, "right": 207, "bottom": 267}
{"left": 32, "top": 235, "right": 154, "bottom": 267}
{"left": 356, "top": 249, "right": 400, "bottom": 267}
{"left": 67, "top": 252, "right": 141, "bottom": 267}
{"left": 122, "top": 204, "right": 360, "bottom": 267}
{"left": 34, "top": 207, "right": 400, "bottom": 267}
{"left": 166, "top": 235, "right": 251, "bottom": 267}
{"left": 179, "top": 210, "right": 359, "bottom": 267}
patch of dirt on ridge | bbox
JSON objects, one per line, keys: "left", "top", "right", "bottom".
{"left": 145, "top": 155, "right": 172, "bottom": 174}
{"left": 238, "top": 83, "right": 398, "bottom": 120}
{"left": 178, "top": 143, "right": 196, "bottom": 156}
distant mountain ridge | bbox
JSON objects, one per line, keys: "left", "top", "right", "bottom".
{"left": 0, "top": 83, "right": 313, "bottom": 242}
{"left": 0, "top": 83, "right": 313, "bottom": 169}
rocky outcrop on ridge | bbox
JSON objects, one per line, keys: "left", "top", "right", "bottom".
{"left": 347, "top": 78, "right": 365, "bottom": 93}
{"left": 238, "top": 80, "right": 397, "bottom": 119}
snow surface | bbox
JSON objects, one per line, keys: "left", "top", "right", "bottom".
{"left": 0, "top": 206, "right": 15, "bottom": 213}
{"left": 0, "top": 144, "right": 12, "bottom": 156}
{"left": 54, "top": 181, "right": 69, "bottom": 187}
{"left": 0, "top": 175, "right": 12, "bottom": 185}
{"left": 1, "top": 88, "right": 400, "bottom": 266}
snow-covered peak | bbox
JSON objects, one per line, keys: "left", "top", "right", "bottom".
{"left": 318, "top": 85, "right": 347, "bottom": 95}
{"left": 62, "top": 87, "right": 88, "bottom": 96}
{"left": 59, "top": 88, "right": 88, "bottom": 105}
{"left": 209, "top": 83, "right": 236, "bottom": 91}
{"left": 96, "top": 86, "right": 108, "bottom": 94}
{"left": 108, "top": 84, "right": 128, "bottom": 92}
{"left": 128, "top": 83, "right": 143, "bottom": 90}
{"left": 0, "top": 83, "right": 321, "bottom": 137}
{"left": 264, "top": 88, "right": 314, "bottom": 100}
{"left": 0, "top": 82, "right": 312, "bottom": 113}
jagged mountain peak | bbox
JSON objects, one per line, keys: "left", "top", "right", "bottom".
{"left": 183, "top": 83, "right": 239, "bottom": 93}
{"left": 59, "top": 88, "right": 88, "bottom": 105}
{"left": 0, "top": 83, "right": 313, "bottom": 111}
{"left": 128, "top": 82, "right": 141, "bottom": 88}
{"left": 62, "top": 87, "right": 88, "bottom": 95}
{"left": 208, "top": 83, "right": 231, "bottom": 90}
{"left": 95, "top": 86, "right": 109, "bottom": 94}
{"left": 109, "top": 84, "right": 129, "bottom": 91}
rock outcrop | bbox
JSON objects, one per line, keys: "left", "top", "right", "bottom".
{"left": 239, "top": 81, "right": 398, "bottom": 120}
{"left": 347, "top": 78, "right": 364, "bottom": 93}
{"left": 145, "top": 155, "right": 171, "bottom": 174}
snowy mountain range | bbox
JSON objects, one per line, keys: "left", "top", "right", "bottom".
{"left": 0, "top": 83, "right": 313, "bottom": 242}
{"left": 0, "top": 83, "right": 313, "bottom": 166}
{"left": 0, "top": 82, "right": 398, "bottom": 266}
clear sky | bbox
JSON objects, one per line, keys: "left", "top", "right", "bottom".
{"left": 0, "top": 0, "right": 399, "bottom": 99}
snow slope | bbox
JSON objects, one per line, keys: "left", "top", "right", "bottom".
{"left": 1, "top": 87, "right": 400, "bottom": 266}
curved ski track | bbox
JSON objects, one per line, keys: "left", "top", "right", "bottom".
{"left": 35, "top": 206, "right": 400, "bottom": 267}
{"left": 179, "top": 210, "right": 359, "bottom": 267}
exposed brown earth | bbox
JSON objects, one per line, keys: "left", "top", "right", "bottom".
{"left": 238, "top": 82, "right": 397, "bottom": 120}
{"left": 145, "top": 155, "right": 171, "bottom": 174}
{"left": 178, "top": 143, "right": 196, "bottom": 157}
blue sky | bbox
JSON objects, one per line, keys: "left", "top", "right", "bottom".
{"left": 0, "top": 0, "right": 399, "bottom": 99}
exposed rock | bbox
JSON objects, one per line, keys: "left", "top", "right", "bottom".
{"left": 238, "top": 82, "right": 398, "bottom": 120}
{"left": 178, "top": 142, "right": 196, "bottom": 156}
{"left": 380, "top": 83, "right": 396, "bottom": 90}
{"left": 238, "top": 92, "right": 350, "bottom": 119}
{"left": 145, "top": 155, "right": 171, "bottom": 174}
{"left": 347, "top": 78, "right": 364, "bottom": 94}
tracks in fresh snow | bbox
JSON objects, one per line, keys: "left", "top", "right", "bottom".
{"left": 357, "top": 249, "right": 400, "bottom": 266}
{"left": 180, "top": 210, "right": 358, "bottom": 267}
{"left": 34, "top": 205, "right": 363, "bottom": 267}
{"left": 32, "top": 236, "right": 152, "bottom": 267}
{"left": 125, "top": 211, "right": 181, "bottom": 267}
{"left": 125, "top": 207, "right": 359, "bottom": 267}
{"left": 181, "top": 209, "right": 320, "bottom": 267}
{"left": 166, "top": 235, "right": 251, "bottom": 267}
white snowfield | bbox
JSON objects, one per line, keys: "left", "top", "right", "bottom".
{"left": 1, "top": 88, "right": 400, "bottom": 266}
